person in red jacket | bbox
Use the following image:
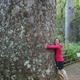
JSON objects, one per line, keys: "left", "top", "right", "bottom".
{"left": 45, "top": 38, "right": 68, "bottom": 80}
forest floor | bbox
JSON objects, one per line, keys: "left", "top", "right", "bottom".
{"left": 65, "top": 61, "right": 80, "bottom": 80}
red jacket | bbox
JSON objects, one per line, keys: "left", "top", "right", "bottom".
{"left": 46, "top": 44, "right": 64, "bottom": 62}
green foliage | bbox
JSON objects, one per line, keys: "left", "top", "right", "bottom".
{"left": 55, "top": 0, "right": 65, "bottom": 42}
{"left": 70, "top": 16, "right": 80, "bottom": 42}
{"left": 63, "top": 43, "right": 80, "bottom": 61}
{"left": 55, "top": 0, "right": 80, "bottom": 42}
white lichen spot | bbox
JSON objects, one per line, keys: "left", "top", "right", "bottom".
{"left": 42, "top": 73, "right": 45, "bottom": 77}
{"left": 9, "top": 41, "right": 13, "bottom": 47}
{"left": 39, "top": 59, "right": 42, "bottom": 63}
{"left": 33, "top": 67, "right": 35, "bottom": 71}
{"left": 1, "top": 9, "right": 4, "bottom": 15}
{"left": 11, "top": 75, "right": 16, "bottom": 80}
{"left": 38, "top": 69, "right": 41, "bottom": 72}
{"left": 20, "top": 25, "right": 25, "bottom": 39}
{"left": 13, "top": 57, "right": 18, "bottom": 61}
{"left": 46, "top": 68, "right": 51, "bottom": 75}
{"left": 24, "top": 60, "right": 29, "bottom": 66}
{"left": 8, "top": 30, "right": 13, "bottom": 34}
{"left": 5, "top": 36, "right": 9, "bottom": 42}
{"left": 27, "top": 64, "right": 31, "bottom": 68}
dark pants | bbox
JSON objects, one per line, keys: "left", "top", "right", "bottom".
{"left": 56, "top": 61, "right": 64, "bottom": 70}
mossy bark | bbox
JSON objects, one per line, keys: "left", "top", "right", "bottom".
{"left": 0, "top": 0, "right": 58, "bottom": 80}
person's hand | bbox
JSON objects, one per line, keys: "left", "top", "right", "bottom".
{"left": 44, "top": 43, "right": 48, "bottom": 49}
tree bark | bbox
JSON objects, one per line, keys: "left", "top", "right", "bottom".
{"left": 65, "top": 0, "right": 74, "bottom": 43}
{"left": 0, "top": 0, "right": 57, "bottom": 80}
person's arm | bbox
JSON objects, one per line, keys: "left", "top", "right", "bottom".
{"left": 44, "top": 43, "right": 60, "bottom": 49}
{"left": 47, "top": 44, "right": 60, "bottom": 49}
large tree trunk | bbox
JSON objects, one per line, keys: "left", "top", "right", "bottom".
{"left": 0, "top": 0, "right": 57, "bottom": 80}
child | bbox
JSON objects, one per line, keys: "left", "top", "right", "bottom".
{"left": 44, "top": 38, "right": 68, "bottom": 80}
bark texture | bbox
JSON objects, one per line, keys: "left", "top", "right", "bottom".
{"left": 0, "top": 0, "right": 57, "bottom": 80}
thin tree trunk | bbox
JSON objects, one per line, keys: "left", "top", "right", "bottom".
{"left": 65, "top": 0, "right": 74, "bottom": 43}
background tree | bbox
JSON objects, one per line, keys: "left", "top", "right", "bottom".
{"left": 65, "top": 0, "right": 75, "bottom": 43}
{"left": 0, "top": 0, "right": 58, "bottom": 80}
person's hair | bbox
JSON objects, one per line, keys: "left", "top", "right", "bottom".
{"left": 54, "top": 38, "right": 61, "bottom": 44}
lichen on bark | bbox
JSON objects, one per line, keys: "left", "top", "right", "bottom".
{"left": 0, "top": 0, "right": 57, "bottom": 80}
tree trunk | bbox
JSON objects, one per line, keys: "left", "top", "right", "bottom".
{"left": 0, "top": 0, "right": 57, "bottom": 80}
{"left": 65, "top": 0, "right": 74, "bottom": 43}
